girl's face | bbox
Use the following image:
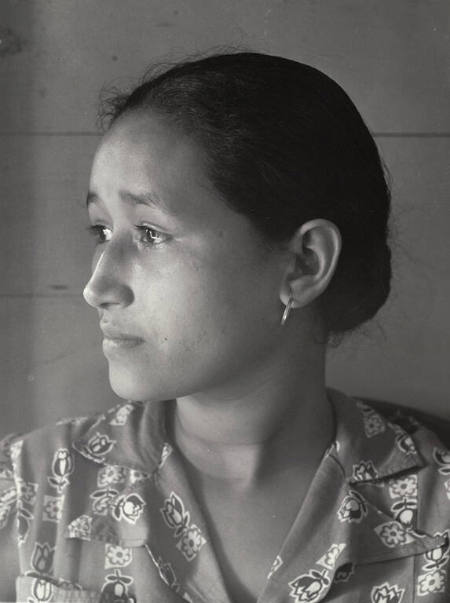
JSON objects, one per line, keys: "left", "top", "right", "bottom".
{"left": 84, "top": 112, "right": 287, "bottom": 402}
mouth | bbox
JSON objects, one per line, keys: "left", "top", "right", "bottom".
{"left": 102, "top": 336, "right": 144, "bottom": 353}
{"left": 100, "top": 323, "right": 144, "bottom": 353}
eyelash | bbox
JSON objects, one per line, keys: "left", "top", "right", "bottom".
{"left": 86, "top": 224, "right": 168, "bottom": 247}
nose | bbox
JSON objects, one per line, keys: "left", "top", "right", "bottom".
{"left": 83, "top": 241, "right": 134, "bottom": 309}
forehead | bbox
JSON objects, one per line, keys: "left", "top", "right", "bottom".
{"left": 89, "top": 113, "right": 216, "bottom": 216}
{"left": 96, "top": 112, "right": 192, "bottom": 166}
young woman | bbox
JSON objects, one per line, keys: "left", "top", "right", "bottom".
{"left": 0, "top": 52, "right": 448, "bottom": 603}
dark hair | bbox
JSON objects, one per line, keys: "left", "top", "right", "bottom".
{"left": 100, "top": 51, "right": 392, "bottom": 337}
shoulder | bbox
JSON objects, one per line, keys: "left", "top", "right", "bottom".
{"left": 365, "top": 398, "right": 450, "bottom": 476}
{"left": 0, "top": 408, "right": 107, "bottom": 520}
{"left": 0, "top": 409, "right": 105, "bottom": 473}
{"left": 0, "top": 401, "right": 138, "bottom": 496}
{"left": 398, "top": 407, "right": 450, "bottom": 523}
{"left": 357, "top": 397, "right": 450, "bottom": 531}
{"left": 0, "top": 400, "right": 159, "bottom": 547}
{"left": 330, "top": 390, "right": 450, "bottom": 534}
{"left": 0, "top": 399, "right": 165, "bottom": 494}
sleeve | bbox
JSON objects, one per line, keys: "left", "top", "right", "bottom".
{"left": 0, "top": 433, "right": 22, "bottom": 602}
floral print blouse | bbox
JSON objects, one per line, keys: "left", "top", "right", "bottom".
{"left": 0, "top": 389, "right": 449, "bottom": 602}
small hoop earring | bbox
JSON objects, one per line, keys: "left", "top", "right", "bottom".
{"left": 281, "top": 295, "right": 294, "bottom": 326}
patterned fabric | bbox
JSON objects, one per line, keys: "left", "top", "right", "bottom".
{"left": 0, "top": 390, "right": 449, "bottom": 602}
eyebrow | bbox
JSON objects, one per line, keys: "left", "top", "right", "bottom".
{"left": 86, "top": 190, "right": 172, "bottom": 214}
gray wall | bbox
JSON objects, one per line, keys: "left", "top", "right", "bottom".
{"left": 1, "top": 0, "right": 449, "bottom": 437}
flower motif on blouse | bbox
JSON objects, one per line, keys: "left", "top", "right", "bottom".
{"left": 30, "top": 541, "right": 55, "bottom": 575}
{"left": 109, "top": 403, "right": 135, "bottom": 426}
{"left": 421, "top": 531, "right": 450, "bottom": 572}
{"left": 30, "top": 577, "right": 53, "bottom": 602}
{"left": 129, "top": 469, "right": 150, "bottom": 485}
{"left": 390, "top": 497, "right": 417, "bottom": 529}
{"left": 158, "top": 442, "right": 173, "bottom": 470}
{"left": 356, "top": 402, "right": 386, "bottom": 438}
{"left": 374, "top": 521, "right": 414, "bottom": 548}
{"left": 176, "top": 524, "right": 207, "bottom": 561}
{"left": 112, "top": 492, "right": 146, "bottom": 524}
{"left": 47, "top": 448, "right": 74, "bottom": 493}
{"left": 16, "top": 478, "right": 38, "bottom": 506}
{"left": 17, "top": 505, "right": 33, "bottom": 545}
{"left": 105, "top": 543, "right": 133, "bottom": 569}
{"left": 317, "top": 543, "right": 346, "bottom": 570}
{"left": 146, "top": 547, "right": 180, "bottom": 591}
{"left": 66, "top": 514, "right": 92, "bottom": 541}
{"left": 417, "top": 569, "right": 446, "bottom": 595}
{"left": 161, "top": 492, "right": 191, "bottom": 537}
{"left": 267, "top": 555, "right": 283, "bottom": 580}
{"left": 387, "top": 422, "right": 417, "bottom": 455}
{"left": 0, "top": 486, "right": 17, "bottom": 529}
{"left": 97, "top": 464, "right": 127, "bottom": 488}
{"left": 415, "top": 532, "right": 449, "bottom": 596}
{"left": 394, "top": 432, "right": 417, "bottom": 456}
{"left": 80, "top": 432, "right": 116, "bottom": 463}
{"left": 388, "top": 474, "right": 418, "bottom": 499}
{"left": 288, "top": 569, "right": 330, "bottom": 602}
{"left": 101, "top": 569, "right": 134, "bottom": 603}
{"left": 433, "top": 448, "right": 450, "bottom": 475}
{"left": 351, "top": 460, "right": 379, "bottom": 482}
{"left": 90, "top": 488, "right": 119, "bottom": 516}
{"left": 333, "top": 562, "right": 354, "bottom": 583}
{"left": 337, "top": 490, "right": 368, "bottom": 524}
{"left": 370, "top": 581, "right": 405, "bottom": 603}
{"left": 364, "top": 413, "right": 386, "bottom": 438}
{"left": 157, "top": 558, "right": 179, "bottom": 589}
{"left": 42, "top": 495, "right": 64, "bottom": 523}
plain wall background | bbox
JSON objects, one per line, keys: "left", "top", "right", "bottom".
{"left": 1, "top": 0, "right": 449, "bottom": 438}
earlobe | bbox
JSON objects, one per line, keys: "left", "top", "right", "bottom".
{"left": 280, "top": 219, "right": 341, "bottom": 310}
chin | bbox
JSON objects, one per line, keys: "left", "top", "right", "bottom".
{"left": 107, "top": 365, "right": 163, "bottom": 402}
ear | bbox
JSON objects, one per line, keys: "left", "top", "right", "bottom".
{"left": 280, "top": 219, "right": 341, "bottom": 310}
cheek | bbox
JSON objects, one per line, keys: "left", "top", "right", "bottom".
{"left": 107, "top": 256, "right": 280, "bottom": 400}
{"left": 150, "top": 268, "right": 227, "bottom": 343}
{"left": 131, "top": 259, "right": 214, "bottom": 343}
{"left": 160, "top": 254, "right": 278, "bottom": 351}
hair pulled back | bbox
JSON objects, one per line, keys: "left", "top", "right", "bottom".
{"left": 100, "top": 51, "right": 392, "bottom": 337}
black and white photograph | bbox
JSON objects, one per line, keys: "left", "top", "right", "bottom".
{"left": 0, "top": 1, "right": 449, "bottom": 601}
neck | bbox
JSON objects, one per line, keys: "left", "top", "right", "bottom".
{"left": 170, "top": 344, "right": 334, "bottom": 486}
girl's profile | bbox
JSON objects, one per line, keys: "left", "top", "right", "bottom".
{"left": 0, "top": 52, "right": 448, "bottom": 602}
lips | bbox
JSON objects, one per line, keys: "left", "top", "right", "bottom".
{"left": 100, "top": 322, "right": 143, "bottom": 342}
{"left": 100, "top": 323, "right": 144, "bottom": 352}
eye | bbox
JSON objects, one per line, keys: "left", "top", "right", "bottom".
{"left": 86, "top": 225, "right": 112, "bottom": 244}
{"left": 135, "top": 224, "right": 169, "bottom": 246}
{"left": 85, "top": 224, "right": 169, "bottom": 247}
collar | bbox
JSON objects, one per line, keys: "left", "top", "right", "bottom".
{"left": 72, "top": 390, "right": 425, "bottom": 480}
{"left": 259, "top": 390, "right": 445, "bottom": 602}
{"left": 67, "top": 392, "right": 446, "bottom": 602}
